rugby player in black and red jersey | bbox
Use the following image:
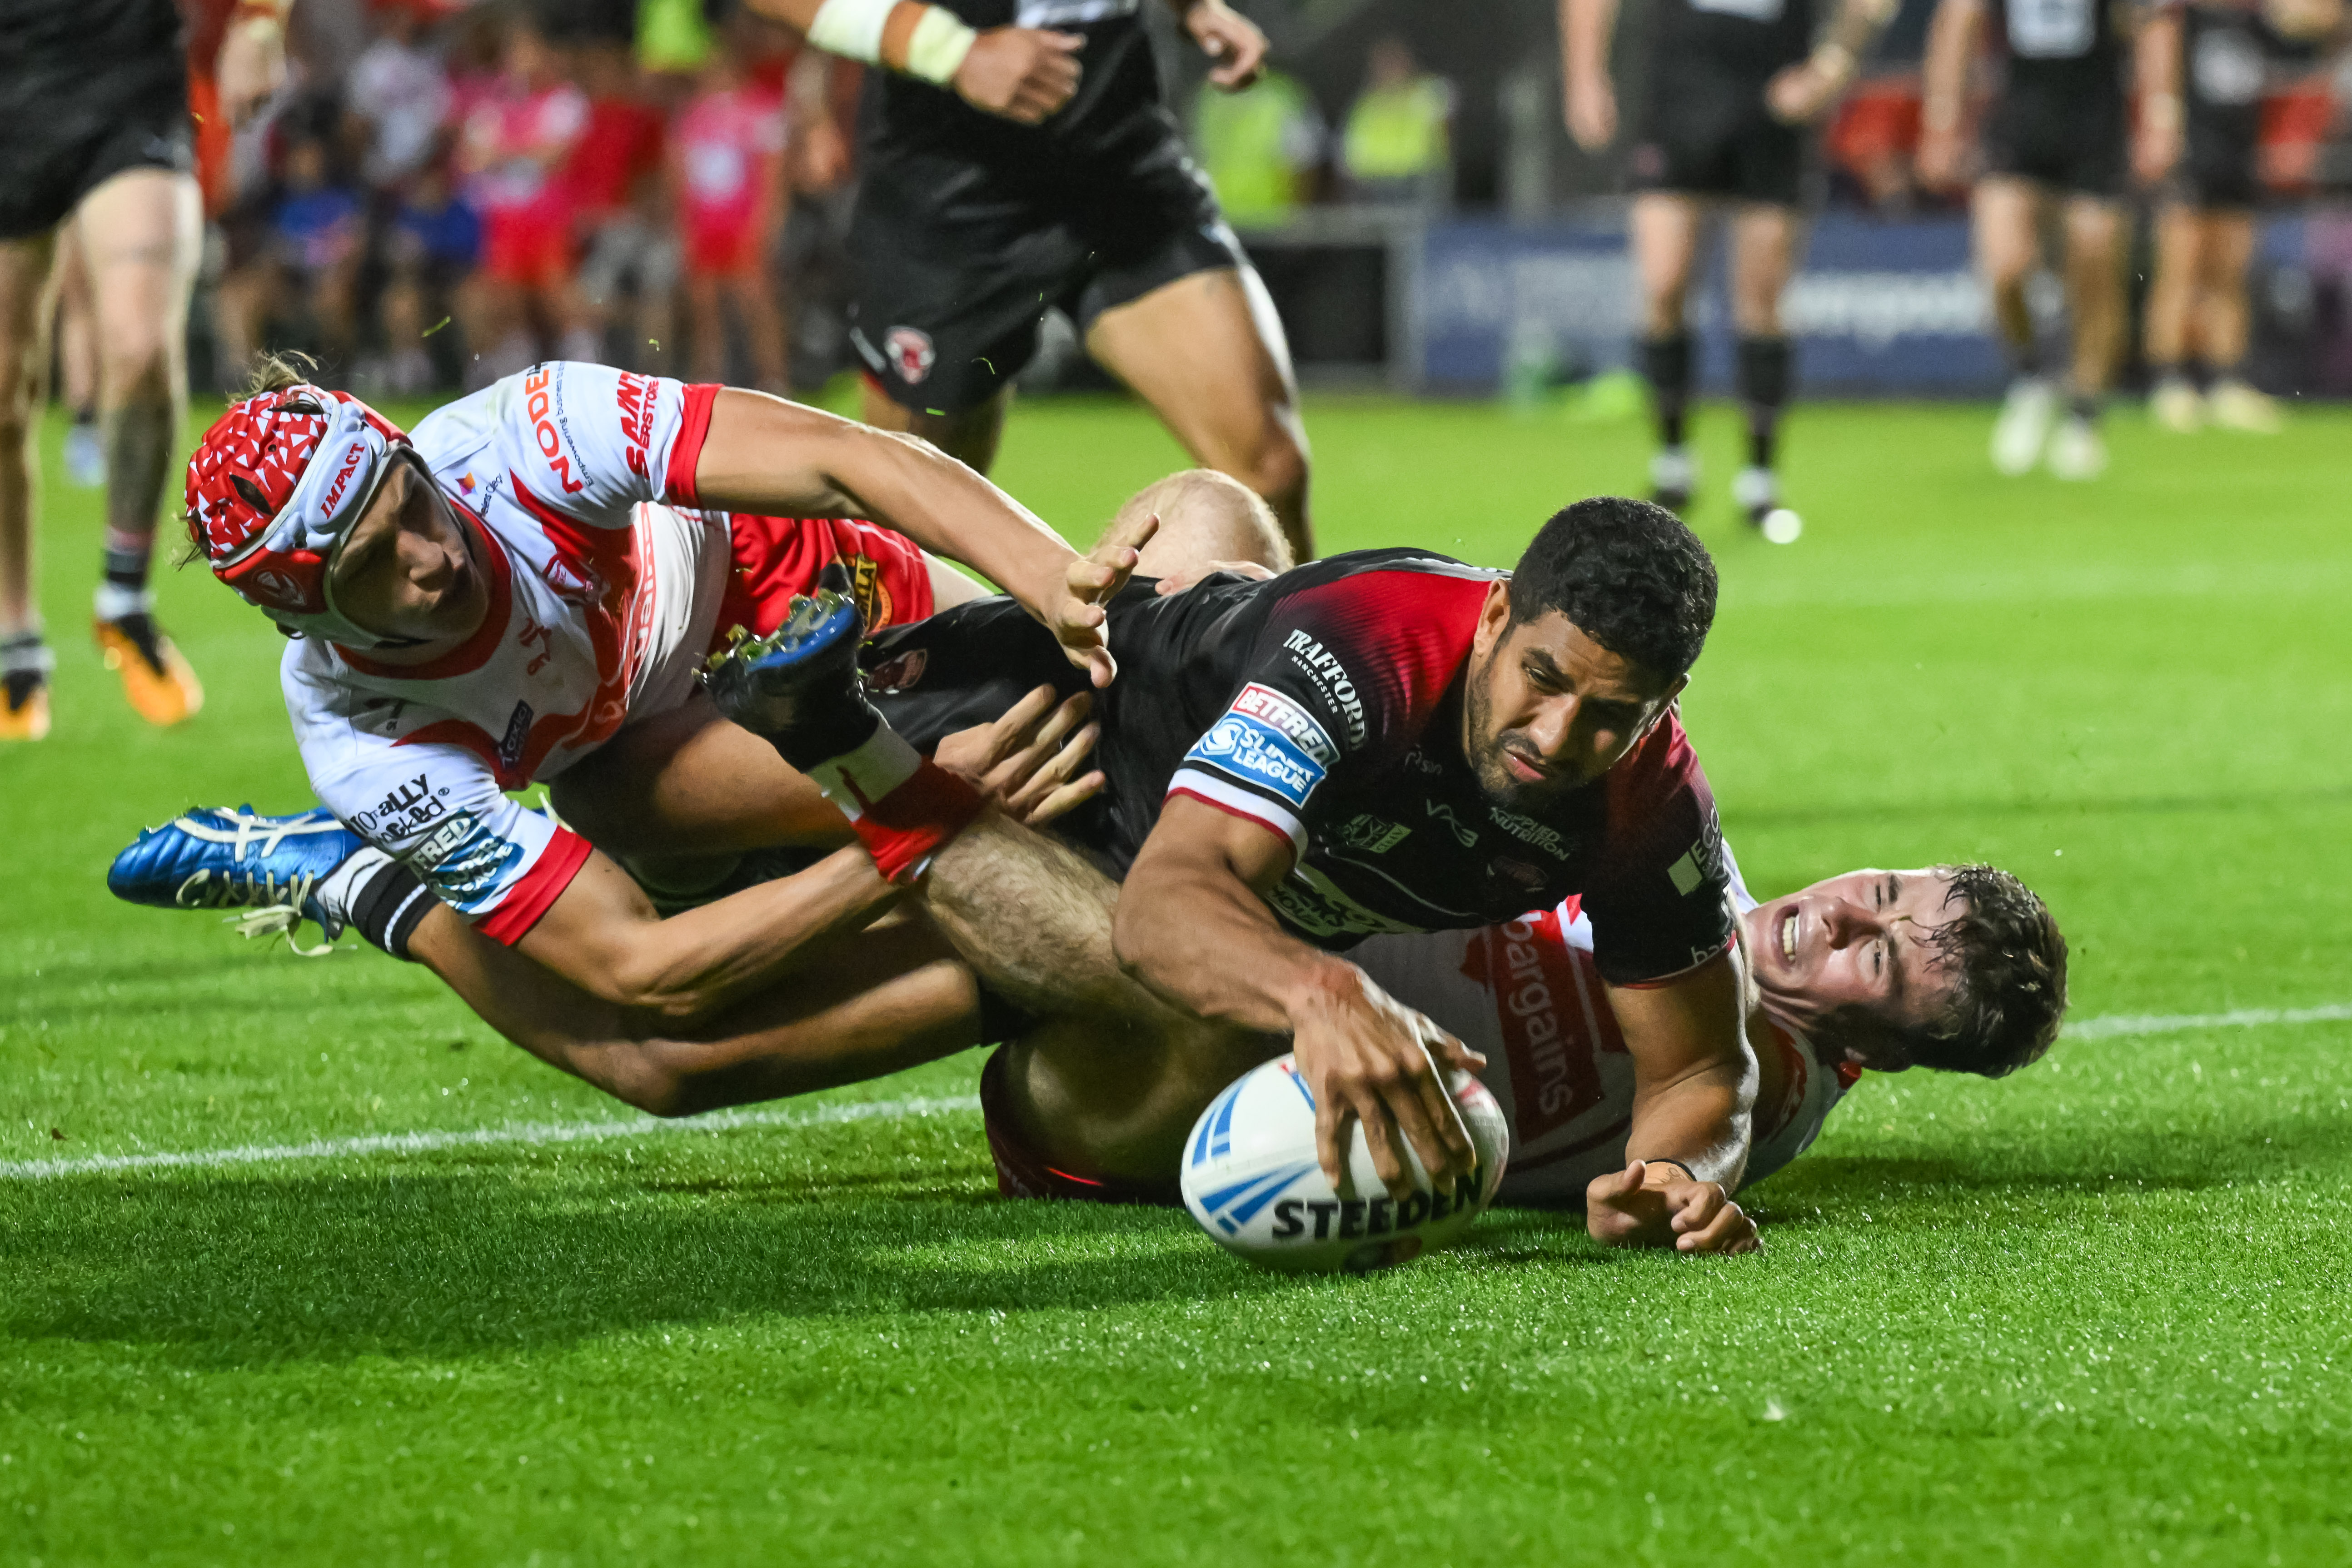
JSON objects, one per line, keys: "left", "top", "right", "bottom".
{"left": 715, "top": 496, "right": 1763, "bottom": 1252}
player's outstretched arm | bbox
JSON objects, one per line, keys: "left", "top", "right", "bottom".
{"left": 1116, "top": 796, "right": 1487, "bottom": 1200}
{"left": 1169, "top": 0, "right": 1269, "bottom": 90}
{"left": 692, "top": 389, "right": 1144, "bottom": 686}
{"left": 1916, "top": 0, "right": 1985, "bottom": 189}
{"left": 1585, "top": 950, "right": 1759, "bottom": 1254}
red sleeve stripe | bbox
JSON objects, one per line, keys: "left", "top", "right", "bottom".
{"left": 473, "top": 826, "right": 594, "bottom": 946}
{"left": 1167, "top": 769, "right": 1307, "bottom": 856}
{"left": 664, "top": 383, "right": 723, "bottom": 507}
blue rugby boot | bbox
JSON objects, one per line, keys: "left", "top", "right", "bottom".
{"left": 109, "top": 805, "right": 365, "bottom": 955}
{"left": 702, "top": 590, "right": 881, "bottom": 772}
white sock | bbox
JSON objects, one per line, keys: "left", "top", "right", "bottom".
{"left": 94, "top": 583, "right": 154, "bottom": 621}
{"left": 802, "top": 723, "right": 924, "bottom": 820}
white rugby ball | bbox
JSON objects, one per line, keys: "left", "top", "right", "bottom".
{"left": 1179, "top": 1053, "right": 1509, "bottom": 1274}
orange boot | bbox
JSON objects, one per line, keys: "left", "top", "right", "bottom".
{"left": 1, "top": 635, "right": 52, "bottom": 741}
{"left": 94, "top": 610, "right": 204, "bottom": 727}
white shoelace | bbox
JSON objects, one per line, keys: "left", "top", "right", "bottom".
{"left": 167, "top": 810, "right": 350, "bottom": 957}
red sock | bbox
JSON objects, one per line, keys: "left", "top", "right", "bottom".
{"left": 804, "top": 724, "right": 985, "bottom": 883}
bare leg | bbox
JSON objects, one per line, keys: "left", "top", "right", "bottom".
{"left": 2197, "top": 210, "right": 2257, "bottom": 373}
{"left": 1631, "top": 193, "right": 1704, "bottom": 339}
{"left": 0, "top": 229, "right": 58, "bottom": 639}
{"left": 860, "top": 379, "right": 1011, "bottom": 474}
{"left": 2061, "top": 195, "right": 2126, "bottom": 400}
{"left": 2143, "top": 201, "right": 2200, "bottom": 370}
{"left": 914, "top": 809, "right": 1280, "bottom": 1181}
{"left": 54, "top": 223, "right": 98, "bottom": 418}
{"left": 78, "top": 169, "right": 202, "bottom": 581}
{"left": 1083, "top": 267, "right": 1312, "bottom": 563}
{"left": 1973, "top": 178, "right": 2044, "bottom": 367}
{"left": 407, "top": 901, "right": 983, "bottom": 1115}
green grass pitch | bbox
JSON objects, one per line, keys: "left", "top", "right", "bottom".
{"left": 4, "top": 390, "right": 2349, "bottom": 1566}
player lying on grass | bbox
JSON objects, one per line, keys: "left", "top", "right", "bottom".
{"left": 124, "top": 485, "right": 1764, "bottom": 1252}
{"left": 170, "top": 354, "right": 1144, "bottom": 1045}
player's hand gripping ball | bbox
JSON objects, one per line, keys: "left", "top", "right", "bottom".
{"left": 1181, "top": 1054, "right": 1509, "bottom": 1273}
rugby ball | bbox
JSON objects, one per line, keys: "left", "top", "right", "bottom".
{"left": 1179, "top": 1054, "right": 1509, "bottom": 1274}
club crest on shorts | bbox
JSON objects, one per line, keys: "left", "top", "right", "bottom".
{"left": 884, "top": 327, "right": 936, "bottom": 386}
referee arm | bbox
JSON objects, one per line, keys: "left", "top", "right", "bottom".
{"left": 1559, "top": 0, "right": 1622, "bottom": 149}
{"left": 744, "top": 0, "right": 1082, "bottom": 124}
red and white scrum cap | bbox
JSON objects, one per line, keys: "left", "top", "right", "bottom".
{"left": 184, "top": 384, "right": 414, "bottom": 644}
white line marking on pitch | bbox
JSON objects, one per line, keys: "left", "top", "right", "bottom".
{"left": 0, "top": 1094, "right": 981, "bottom": 1181}
{"left": 5, "top": 1002, "right": 2347, "bottom": 1182}
{"left": 2060, "top": 1002, "right": 2352, "bottom": 1041}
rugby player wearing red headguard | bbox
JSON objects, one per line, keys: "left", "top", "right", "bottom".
{"left": 166, "top": 356, "right": 1140, "bottom": 1032}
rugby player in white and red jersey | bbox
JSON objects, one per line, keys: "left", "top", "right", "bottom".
{"left": 165, "top": 355, "right": 1142, "bottom": 1035}
{"left": 1345, "top": 853, "right": 2066, "bottom": 1209}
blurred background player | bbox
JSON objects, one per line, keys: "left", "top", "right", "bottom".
{"left": 753, "top": 0, "right": 1318, "bottom": 562}
{"left": 2138, "top": 0, "right": 2345, "bottom": 433}
{"left": 0, "top": 0, "right": 273, "bottom": 738}
{"left": 674, "top": 26, "right": 791, "bottom": 393}
{"left": 1919, "top": 0, "right": 2143, "bottom": 479}
{"left": 213, "top": 123, "right": 370, "bottom": 381}
{"left": 456, "top": 9, "right": 593, "bottom": 385}
{"left": 1561, "top": 0, "right": 1895, "bottom": 538}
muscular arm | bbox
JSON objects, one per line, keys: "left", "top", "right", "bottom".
{"left": 692, "top": 390, "right": 1127, "bottom": 684}
{"left": 1560, "top": 0, "right": 1622, "bottom": 148}
{"left": 1919, "top": 0, "right": 1986, "bottom": 159}
{"left": 1115, "top": 796, "right": 1484, "bottom": 1195}
{"left": 2133, "top": 9, "right": 2184, "bottom": 183}
{"left": 739, "top": 0, "right": 1082, "bottom": 125}
{"left": 517, "top": 842, "right": 898, "bottom": 1024}
{"left": 1607, "top": 950, "right": 1756, "bottom": 1189}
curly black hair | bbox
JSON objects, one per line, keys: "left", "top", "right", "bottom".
{"left": 1818, "top": 863, "right": 2069, "bottom": 1079}
{"left": 1506, "top": 496, "right": 1717, "bottom": 679}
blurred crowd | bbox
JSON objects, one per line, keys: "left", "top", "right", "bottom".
{"left": 57, "top": 0, "right": 862, "bottom": 410}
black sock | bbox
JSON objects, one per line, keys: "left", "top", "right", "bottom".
{"left": 101, "top": 538, "right": 153, "bottom": 596}
{"left": 1639, "top": 334, "right": 1693, "bottom": 448}
{"left": 2008, "top": 338, "right": 2043, "bottom": 379}
{"left": 350, "top": 856, "right": 435, "bottom": 961}
{"left": 2068, "top": 393, "right": 2102, "bottom": 425}
{"left": 1736, "top": 336, "right": 1791, "bottom": 470}
{"left": 2149, "top": 360, "right": 2184, "bottom": 384}
{"left": 71, "top": 404, "right": 95, "bottom": 428}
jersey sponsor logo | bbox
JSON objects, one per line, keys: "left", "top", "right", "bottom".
{"left": 1230, "top": 683, "right": 1337, "bottom": 765}
{"left": 1189, "top": 712, "right": 1329, "bottom": 810}
{"left": 1337, "top": 813, "right": 1411, "bottom": 853}
{"left": 523, "top": 367, "right": 586, "bottom": 494}
{"left": 615, "top": 371, "right": 658, "bottom": 479}
{"left": 1280, "top": 630, "right": 1366, "bottom": 747}
{"left": 1666, "top": 806, "right": 1726, "bottom": 897}
{"left": 409, "top": 811, "right": 526, "bottom": 905}
{"left": 1687, "top": 0, "right": 1785, "bottom": 20}
{"left": 497, "top": 702, "right": 534, "bottom": 772}
{"left": 1425, "top": 799, "right": 1478, "bottom": 847}
{"left": 884, "top": 327, "right": 936, "bottom": 386}
{"left": 2005, "top": 0, "right": 2094, "bottom": 58}
{"left": 350, "top": 772, "right": 453, "bottom": 839}
{"left": 1016, "top": 0, "right": 1140, "bottom": 24}
{"left": 1264, "top": 866, "right": 1423, "bottom": 940}
{"left": 1484, "top": 911, "right": 1624, "bottom": 1142}
{"left": 1486, "top": 805, "right": 1575, "bottom": 860}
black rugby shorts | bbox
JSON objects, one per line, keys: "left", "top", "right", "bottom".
{"left": 0, "top": 66, "right": 192, "bottom": 240}
{"left": 1983, "top": 87, "right": 2126, "bottom": 198}
{"left": 847, "top": 113, "right": 1243, "bottom": 415}
{"left": 1629, "top": 86, "right": 1809, "bottom": 207}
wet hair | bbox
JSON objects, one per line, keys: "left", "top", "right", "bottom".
{"left": 1821, "top": 863, "right": 2070, "bottom": 1079}
{"left": 1506, "top": 496, "right": 1717, "bottom": 680}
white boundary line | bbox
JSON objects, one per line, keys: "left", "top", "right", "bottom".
{"left": 0, "top": 1094, "right": 980, "bottom": 1182}
{"left": 4, "top": 1002, "right": 2347, "bottom": 1183}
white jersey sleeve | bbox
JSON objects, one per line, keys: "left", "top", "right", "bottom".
{"left": 409, "top": 361, "right": 721, "bottom": 531}
{"left": 288, "top": 652, "right": 592, "bottom": 945}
